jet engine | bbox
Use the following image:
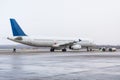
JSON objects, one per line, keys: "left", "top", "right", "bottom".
{"left": 69, "top": 44, "right": 81, "bottom": 50}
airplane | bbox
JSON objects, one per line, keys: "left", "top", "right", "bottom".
{"left": 7, "top": 18, "right": 95, "bottom": 52}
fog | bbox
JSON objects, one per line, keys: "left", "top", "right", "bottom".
{"left": 0, "top": 0, "right": 120, "bottom": 45}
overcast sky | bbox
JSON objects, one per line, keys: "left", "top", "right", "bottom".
{"left": 0, "top": 0, "right": 120, "bottom": 45}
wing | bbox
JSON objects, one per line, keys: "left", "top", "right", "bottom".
{"left": 52, "top": 41, "right": 77, "bottom": 48}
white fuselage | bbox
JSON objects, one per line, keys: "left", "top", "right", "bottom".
{"left": 7, "top": 36, "right": 95, "bottom": 49}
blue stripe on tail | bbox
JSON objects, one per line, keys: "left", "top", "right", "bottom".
{"left": 10, "top": 18, "right": 27, "bottom": 36}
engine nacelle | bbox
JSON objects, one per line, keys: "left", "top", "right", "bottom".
{"left": 69, "top": 44, "right": 81, "bottom": 50}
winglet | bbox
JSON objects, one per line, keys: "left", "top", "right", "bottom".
{"left": 10, "top": 18, "right": 27, "bottom": 36}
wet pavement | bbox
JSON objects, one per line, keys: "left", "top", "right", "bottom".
{"left": 0, "top": 51, "right": 120, "bottom": 80}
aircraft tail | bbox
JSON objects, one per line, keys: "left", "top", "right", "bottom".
{"left": 10, "top": 18, "right": 27, "bottom": 36}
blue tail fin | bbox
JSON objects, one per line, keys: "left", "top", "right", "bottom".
{"left": 10, "top": 18, "right": 27, "bottom": 36}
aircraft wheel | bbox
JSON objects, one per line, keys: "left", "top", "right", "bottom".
{"left": 62, "top": 49, "right": 67, "bottom": 52}
{"left": 90, "top": 49, "right": 92, "bottom": 51}
{"left": 50, "top": 48, "right": 54, "bottom": 52}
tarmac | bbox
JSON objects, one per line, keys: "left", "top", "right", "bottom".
{"left": 0, "top": 49, "right": 120, "bottom": 80}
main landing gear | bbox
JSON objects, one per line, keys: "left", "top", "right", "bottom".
{"left": 62, "top": 48, "right": 67, "bottom": 52}
{"left": 86, "top": 47, "right": 89, "bottom": 52}
{"left": 50, "top": 48, "right": 67, "bottom": 52}
{"left": 50, "top": 48, "right": 54, "bottom": 52}
{"left": 86, "top": 47, "right": 92, "bottom": 52}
